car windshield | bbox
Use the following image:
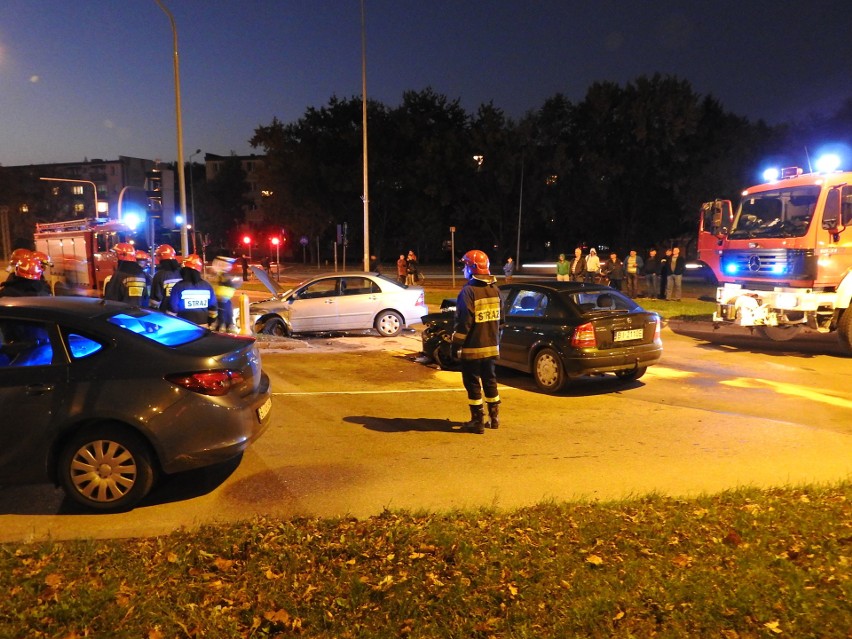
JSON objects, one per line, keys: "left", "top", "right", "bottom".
{"left": 107, "top": 310, "right": 206, "bottom": 346}
{"left": 566, "top": 290, "right": 638, "bottom": 314}
{"left": 729, "top": 186, "right": 819, "bottom": 239}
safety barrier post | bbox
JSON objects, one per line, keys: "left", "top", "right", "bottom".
{"left": 239, "top": 293, "right": 253, "bottom": 336}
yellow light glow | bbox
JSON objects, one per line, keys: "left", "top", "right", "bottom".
{"left": 722, "top": 377, "right": 852, "bottom": 409}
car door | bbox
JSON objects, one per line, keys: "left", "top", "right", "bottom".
{"left": 498, "top": 288, "right": 551, "bottom": 369}
{"left": 0, "top": 319, "right": 70, "bottom": 484}
{"left": 287, "top": 277, "right": 341, "bottom": 331}
{"left": 337, "top": 276, "right": 381, "bottom": 329}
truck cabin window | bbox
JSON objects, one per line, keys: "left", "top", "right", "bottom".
{"left": 729, "top": 186, "right": 818, "bottom": 239}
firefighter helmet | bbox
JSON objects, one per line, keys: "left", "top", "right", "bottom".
{"left": 16, "top": 257, "right": 44, "bottom": 280}
{"left": 8, "top": 248, "right": 31, "bottom": 271}
{"left": 182, "top": 254, "right": 204, "bottom": 272}
{"left": 135, "top": 250, "right": 151, "bottom": 263}
{"left": 114, "top": 242, "right": 137, "bottom": 261}
{"left": 31, "top": 250, "right": 53, "bottom": 267}
{"left": 461, "top": 249, "right": 490, "bottom": 276}
{"left": 154, "top": 244, "right": 176, "bottom": 261}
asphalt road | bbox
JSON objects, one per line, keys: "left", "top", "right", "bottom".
{"left": 1, "top": 321, "right": 849, "bottom": 544}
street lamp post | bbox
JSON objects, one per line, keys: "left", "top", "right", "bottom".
{"left": 188, "top": 148, "right": 201, "bottom": 253}
{"left": 360, "top": 0, "right": 370, "bottom": 272}
{"left": 155, "top": 0, "right": 189, "bottom": 258}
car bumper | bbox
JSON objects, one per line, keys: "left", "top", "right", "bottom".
{"left": 152, "top": 371, "right": 273, "bottom": 474}
{"left": 560, "top": 344, "right": 663, "bottom": 376}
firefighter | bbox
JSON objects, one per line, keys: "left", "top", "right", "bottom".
{"left": 452, "top": 249, "right": 501, "bottom": 434}
{"left": 149, "top": 244, "right": 182, "bottom": 310}
{"left": 5, "top": 248, "right": 32, "bottom": 278}
{"left": 210, "top": 256, "right": 240, "bottom": 333}
{"left": 0, "top": 256, "right": 52, "bottom": 297}
{"left": 103, "top": 242, "right": 150, "bottom": 306}
{"left": 168, "top": 254, "right": 218, "bottom": 326}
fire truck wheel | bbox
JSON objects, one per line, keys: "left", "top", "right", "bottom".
{"left": 758, "top": 325, "right": 803, "bottom": 341}
{"left": 838, "top": 308, "right": 852, "bottom": 354}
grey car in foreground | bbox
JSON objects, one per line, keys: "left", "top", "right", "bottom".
{"left": 0, "top": 297, "right": 272, "bottom": 511}
{"left": 250, "top": 269, "right": 427, "bottom": 337}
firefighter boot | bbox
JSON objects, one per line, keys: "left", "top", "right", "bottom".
{"left": 463, "top": 405, "right": 487, "bottom": 434}
{"left": 487, "top": 402, "right": 500, "bottom": 430}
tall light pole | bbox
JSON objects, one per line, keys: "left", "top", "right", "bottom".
{"left": 360, "top": 0, "right": 370, "bottom": 272}
{"left": 40, "top": 177, "right": 101, "bottom": 218}
{"left": 515, "top": 151, "right": 525, "bottom": 272}
{"left": 188, "top": 148, "right": 201, "bottom": 253}
{"left": 155, "top": 0, "right": 189, "bottom": 257}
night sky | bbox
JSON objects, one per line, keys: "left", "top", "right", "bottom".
{"left": 2, "top": 0, "right": 850, "bottom": 166}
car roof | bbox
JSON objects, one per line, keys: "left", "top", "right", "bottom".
{"left": 0, "top": 296, "right": 133, "bottom": 320}
{"left": 500, "top": 280, "right": 614, "bottom": 294}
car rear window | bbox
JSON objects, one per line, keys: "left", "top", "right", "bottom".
{"left": 107, "top": 311, "right": 206, "bottom": 346}
{"left": 569, "top": 291, "right": 638, "bottom": 314}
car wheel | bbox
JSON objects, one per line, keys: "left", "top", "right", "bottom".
{"left": 533, "top": 348, "right": 565, "bottom": 393}
{"left": 615, "top": 366, "right": 647, "bottom": 382}
{"left": 758, "top": 325, "right": 803, "bottom": 341}
{"left": 375, "top": 311, "right": 403, "bottom": 337}
{"left": 838, "top": 307, "right": 852, "bottom": 355}
{"left": 58, "top": 425, "right": 155, "bottom": 512}
{"left": 262, "top": 317, "right": 288, "bottom": 337}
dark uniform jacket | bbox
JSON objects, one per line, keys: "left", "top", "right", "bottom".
{"left": 0, "top": 275, "right": 52, "bottom": 297}
{"left": 104, "top": 261, "right": 150, "bottom": 306}
{"left": 149, "top": 260, "right": 182, "bottom": 310}
{"left": 168, "top": 268, "right": 218, "bottom": 326}
{"left": 452, "top": 276, "right": 501, "bottom": 360}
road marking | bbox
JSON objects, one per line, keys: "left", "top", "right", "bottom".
{"left": 273, "top": 388, "right": 469, "bottom": 396}
{"left": 722, "top": 377, "right": 852, "bottom": 409}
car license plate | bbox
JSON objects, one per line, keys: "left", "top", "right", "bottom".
{"left": 257, "top": 397, "right": 272, "bottom": 421}
{"left": 614, "top": 328, "right": 644, "bottom": 342}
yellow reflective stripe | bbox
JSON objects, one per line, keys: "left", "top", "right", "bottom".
{"left": 462, "top": 345, "right": 499, "bottom": 358}
{"left": 468, "top": 398, "right": 484, "bottom": 407}
{"left": 473, "top": 297, "right": 501, "bottom": 323}
{"left": 485, "top": 396, "right": 500, "bottom": 404}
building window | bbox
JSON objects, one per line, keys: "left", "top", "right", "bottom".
{"left": 72, "top": 185, "right": 84, "bottom": 195}
{"left": 74, "top": 203, "right": 85, "bottom": 213}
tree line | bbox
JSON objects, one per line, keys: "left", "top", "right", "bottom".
{"left": 245, "top": 74, "right": 852, "bottom": 265}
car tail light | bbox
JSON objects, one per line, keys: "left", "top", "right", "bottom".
{"left": 166, "top": 370, "right": 245, "bottom": 396}
{"left": 416, "top": 291, "right": 427, "bottom": 307}
{"left": 571, "top": 322, "right": 597, "bottom": 348}
{"left": 653, "top": 318, "right": 661, "bottom": 342}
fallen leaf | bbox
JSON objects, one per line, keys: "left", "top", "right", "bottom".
{"left": 213, "top": 557, "right": 234, "bottom": 572}
{"left": 764, "top": 620, "right": 783, "bottom": 634}
{"left": 44, "top": 573, "right": 63, "bottom": 588}
{"left": 586, "top": 554, "right": 604, "bottom": 567}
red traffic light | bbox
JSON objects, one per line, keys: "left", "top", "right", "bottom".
{"left": 270, "top": 237, "right": 280, "bottom": 246}
{"left": 242, "top": 235, "right": 251, "bottom": 245}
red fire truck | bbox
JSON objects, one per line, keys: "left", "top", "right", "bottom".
{"left": 34, "top": 217, "right": 132, "bottom": 296}
{"left": 698, "top": 164, "right": 852, "bottom": 352}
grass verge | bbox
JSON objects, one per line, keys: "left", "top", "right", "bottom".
{"left": 2, "top": 483, "right": 849, "bottom": 638}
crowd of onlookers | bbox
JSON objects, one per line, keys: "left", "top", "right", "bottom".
{"left": 552, "top": 246, "right": 686, "bottom": 300}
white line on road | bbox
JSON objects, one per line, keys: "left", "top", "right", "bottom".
{"left": 273, "top": 388, "right": 470, "bottom": 396}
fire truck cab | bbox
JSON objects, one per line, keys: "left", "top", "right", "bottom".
{"left": 34, "top": 217, "right": 132, "bottom": 296}
{"left": 705, "top": 165, "right": 852, "bottom": 352}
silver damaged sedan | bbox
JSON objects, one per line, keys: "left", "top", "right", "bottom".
{"left": 250, "top": 269, "right": 427, "bottom": 337}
